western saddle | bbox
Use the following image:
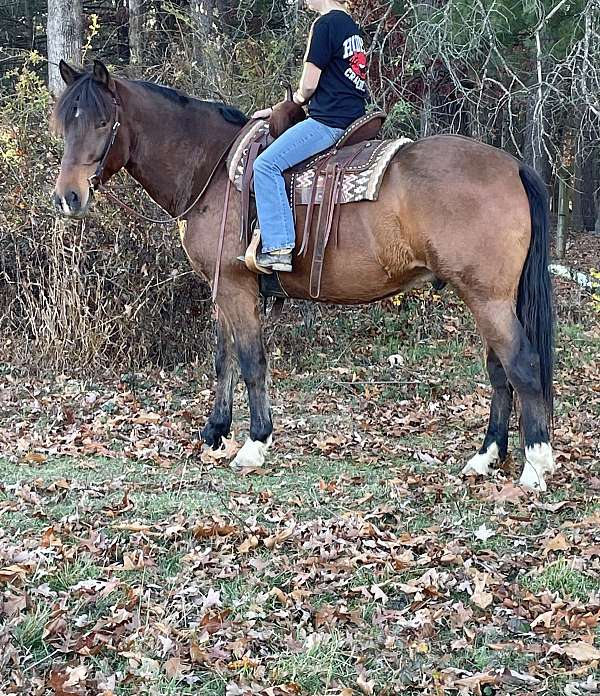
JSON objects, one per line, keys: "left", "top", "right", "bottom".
{"left": 235, "top": 111, "right": 388, "bottom": 297}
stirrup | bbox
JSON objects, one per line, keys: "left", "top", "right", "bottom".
{"left": 242, "top": 229, "right": 272, "bottom": 275}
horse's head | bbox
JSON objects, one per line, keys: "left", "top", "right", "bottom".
{"left": 52, "top": 60, "right": 129, "bottom": 218}
{"left": 269, "top": 85, "right": 306, "bottom": 138}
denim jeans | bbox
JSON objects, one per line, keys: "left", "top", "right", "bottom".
{"left": 253, "top": 118, "right": 344, "bottom": 253}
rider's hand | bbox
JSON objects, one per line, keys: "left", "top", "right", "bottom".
{"left": 293, "top": 90, "right": 307, "bottom": 106}
{"left": 251, "top": 107, "right": 273, "bottom": 120}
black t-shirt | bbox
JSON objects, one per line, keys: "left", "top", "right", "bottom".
{"left": 305, "top": 10, "right": 368, "bottom": 129}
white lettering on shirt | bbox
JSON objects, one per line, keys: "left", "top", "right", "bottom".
{"left": 342, "top": 35, "right": 364, "bottom": 59}
{"left": 344, "top": 67, "right": 366, "bottom": 91}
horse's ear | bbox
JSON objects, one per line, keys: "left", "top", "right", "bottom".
{"left": 59, "top": 60, "right": 83, "bottom": 86}
{"left": 92, "top": 59, "right": 110, "bottom": 87}
{"left": 284, "top": 83, "right": 293, "bottom": 102}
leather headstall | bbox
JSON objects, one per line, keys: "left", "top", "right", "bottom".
{"left": 88, "top": 92, "right": 121, "bottom": 191}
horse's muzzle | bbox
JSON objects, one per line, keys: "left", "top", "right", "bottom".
{"left": 52, "top": 188, "right": 94, "bottom": 219}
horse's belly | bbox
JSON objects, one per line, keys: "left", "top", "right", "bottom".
{"left": 279, "top": 200, "right": 429, "bottom": 304}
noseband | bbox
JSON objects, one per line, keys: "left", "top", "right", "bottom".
{"left": 87, "top": 92, "right": 121, "bottom": 191}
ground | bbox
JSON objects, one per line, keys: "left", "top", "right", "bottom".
{"left": 0, "top": 234, "right": 599, "bottom": 695}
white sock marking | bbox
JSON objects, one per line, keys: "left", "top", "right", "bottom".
{"left": 519, "top": 442, "right": 554, "bottom": 492}
{"left": 231, "top": 435, "right": 272, "bottom": 469}
{"left": 461, "top": 442, "right": 499, "bottom": 477}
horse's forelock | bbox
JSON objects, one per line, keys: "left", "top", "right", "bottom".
{"left": 53, "top": 74, "right": 113, "bottom": 137}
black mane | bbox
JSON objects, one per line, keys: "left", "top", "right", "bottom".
{"left": 135, "top": 80, "right": 248, "bottom": 125}
{"left": 53, "top": 71, "right": 248, "bottom": 135}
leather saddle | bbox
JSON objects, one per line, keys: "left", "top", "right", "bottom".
{"left": 234, "top": 111, "right": 390, "bottom": 297}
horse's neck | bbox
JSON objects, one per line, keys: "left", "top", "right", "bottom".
{"left": 120, "top": 83, "right": 240, "bottom": 216}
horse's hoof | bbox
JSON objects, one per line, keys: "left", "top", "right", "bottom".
{"left": 200, "top": 422, "right": 229, "bottom": 450}
{"left": 461, "top": 442, "right": 499, "bottom": 477}
{"left": 519, "top": 442, "right": 554, "bottom": 492}
{"left": 230, "top": 435, "right": 272, "bottom": 470}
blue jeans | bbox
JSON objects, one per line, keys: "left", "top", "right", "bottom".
{"left": 253, "top": 118, "right": 344, "bottom": 253}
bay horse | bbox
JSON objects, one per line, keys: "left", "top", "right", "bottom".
{"left": 52, "top": 60, "right": 555, "bottom": 491}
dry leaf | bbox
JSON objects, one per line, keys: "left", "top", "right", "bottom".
{"left": 238, "top": 535, "right": 259, "bottom": 553}
{"left": 163, "top": 656, "right": 190, "bottom": 679}
{"left": 356, "top": 673, "right": 374, "bottom": 695}
{"left": 563, "top": 642, "right": 600, "bottom": 662}
{"left": 471, "top": 573, "right": 493, "bottom": 610}
{"left": 201, "top": 434, "right": 241, "bottom": 462}
{"left": 474, "top": 523, "right": 495, "bottom": 541}
{"left": 543, "top": 532, "right": 571, "bottom": 555}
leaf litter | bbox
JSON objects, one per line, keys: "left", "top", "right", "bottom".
{"left": 0, "top": 242, "right": 599, "bottom": 694}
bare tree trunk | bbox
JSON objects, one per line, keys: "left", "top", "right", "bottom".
{"left": 47, "top": 0, "right": 83, "bottom": 97}
{"left": 128, "top": 0, "right": 143, "bottom": 64}
{"left": 581, "top": 146, "right": 598, "bottom": 232}
{"left": 523, "top": 87, "right": 551, "bottom": 188}
{"left": 191, "top": 0, "right": 214, "bottom": 68}
{"left": 556, "top": 172, "right": 570, "bottom": 258}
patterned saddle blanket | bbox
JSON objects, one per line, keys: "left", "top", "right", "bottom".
{"left": 227, "top": 120, "right": 412, "bottom": 206}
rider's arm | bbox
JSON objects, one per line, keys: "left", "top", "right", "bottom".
{"left": 294, "top": 62, "right": 322, "bottom": 105}
{"left": 293, "top": 17, "right": 332, "bottom": 105}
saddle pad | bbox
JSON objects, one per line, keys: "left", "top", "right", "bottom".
{"left": 227, "top": 120, "right": 271, "bottom": 189}
{"left": 293, "top": 137, "right": 412, "bottom": 205}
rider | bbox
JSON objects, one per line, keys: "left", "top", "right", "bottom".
{"left": 249, "top": 0, "right": 369, "bottom": 272}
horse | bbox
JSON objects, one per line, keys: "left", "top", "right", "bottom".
{"left": 51, "top": 60, "right": 555, "bottom": 491}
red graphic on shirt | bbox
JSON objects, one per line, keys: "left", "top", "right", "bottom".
{"left": 349, "top": 51, "right": 367, "bottom": 80}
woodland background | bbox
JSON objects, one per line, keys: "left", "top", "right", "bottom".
{"left": 0, "top": 0, "right": 599, "bottom": 370}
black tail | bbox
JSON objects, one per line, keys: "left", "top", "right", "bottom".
{"left": 517, "top": 164, "right": 554, "bottom": 422}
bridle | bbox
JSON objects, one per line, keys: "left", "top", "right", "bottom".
{"left": 87, "top": 91, "right": 121, "bottom": 192}
{"left": 85, "top": 86, "right": 239, "bottom": 226}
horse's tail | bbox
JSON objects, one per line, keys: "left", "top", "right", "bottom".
{"left": 517, "top": 163, "right": 554, "bottom": 422}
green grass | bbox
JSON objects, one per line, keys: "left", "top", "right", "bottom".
{"left": 46, "top": 558, "right": 103, "bottom": 592}
{"left": 522, "top": 558, "right": 600, "bottom": 601}
{"left": 270, "top": 631, "right": 357, "bottom": 695}
{"left": 12, "top": 605, "right": 53, "bottom": 666}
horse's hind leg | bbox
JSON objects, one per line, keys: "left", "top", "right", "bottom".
{"left": 201, "top": 313, "right": 236, "bottom": 448}
{"left": 466, "top": 301, "right": 554, "bottom": 490}
{"left": 462, "top": 348, "right": 513, "bottom": 476}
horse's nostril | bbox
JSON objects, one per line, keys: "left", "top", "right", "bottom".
{"left": 66, "top": 190, "right": 80, "bottom": 208}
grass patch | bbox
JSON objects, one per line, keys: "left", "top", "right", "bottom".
{"left": 522, "top": 558, "right": 600, "bottom": 601}
{"left": 271, "top": 631, "right": 356, "bottom": 695}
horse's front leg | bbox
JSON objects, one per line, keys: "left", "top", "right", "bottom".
{"left": 226, "top": 300, "right": 273, "bottom": 469}
{"left": 201, "top": 313, "right": 236, "bottom": 448}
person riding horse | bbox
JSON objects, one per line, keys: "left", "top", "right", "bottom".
{"left": 247, "top": 0, "right": 369, "bottom": 272}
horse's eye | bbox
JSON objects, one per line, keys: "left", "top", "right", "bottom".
{"left": 98, "top": 120, "right": 108, "bottom": 128}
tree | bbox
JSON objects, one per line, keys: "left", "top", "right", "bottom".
{"left": 47, "top": 0, "right": 83, "bottom": 96}
{"left": 129, "top": 0, "right": 143, "bottom": 64}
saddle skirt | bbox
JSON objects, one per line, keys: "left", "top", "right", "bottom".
{"left": 227, "top": 119, "right": 412, "bottom": 206}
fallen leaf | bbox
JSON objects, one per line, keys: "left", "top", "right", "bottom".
{"left": 201, "top": 434, "right": 241, "bottom": 462}
{"left": 356, "top": 673, "right": 374, "bottom": 695}
{"left": 563, "top": 642, "right": 600, "bottom": 662}
{"left": 543, "top": 532, "right": 571, "bottom": 555}
{"left": 471, "top": 573, "right": 493, "bottom": 610}
{"left": 474, "top": 523, "right": 495, "bottom": 541}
